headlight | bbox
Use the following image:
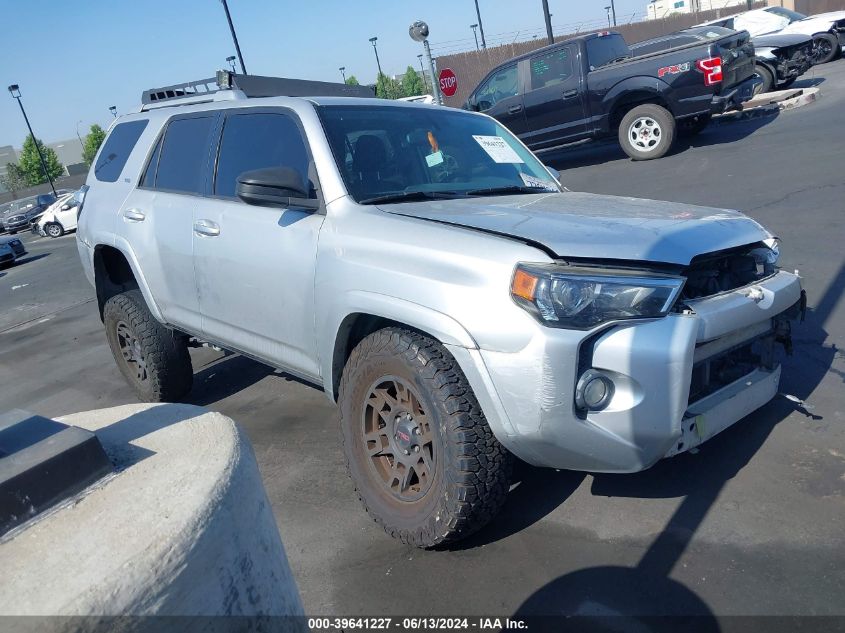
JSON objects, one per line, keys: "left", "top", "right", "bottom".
{"left": 511, "top": 264, "right": 685, "bottom": 329}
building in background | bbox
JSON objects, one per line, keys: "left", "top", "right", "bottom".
{"left": 47, "top": 138, "right": 86, "bottom": 175}
{"left": 646, "top": 0, "right": 750, "bottom": 19}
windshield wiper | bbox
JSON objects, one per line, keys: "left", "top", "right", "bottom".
{"left": 465, "top": 185, "right": 557, "bottom": 197}
{"left": 358, "top": 190, "right": 463, "bottom": 205}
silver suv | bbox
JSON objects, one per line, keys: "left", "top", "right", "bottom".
{"left": 77, "top": 73, "right": 804, "bottom": 547}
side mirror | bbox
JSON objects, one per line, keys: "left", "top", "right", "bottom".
{"left": 60, "top": 204, "right": 71, "bottom": 211}
{"left": 236, "top": 167, "right": 320, "bottom": 210}
{"left": 477, "top": 100, "right": 492, "bottom": 111}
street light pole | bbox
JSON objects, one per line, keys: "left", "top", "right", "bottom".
{"left": 7, "top": 84, "right": 57, "bottom": 197}
{"left": 369, "top": 37, "right": 383, "bottom": 78}
{"left": 339, "top": 66, "right": 347, "bottom": 83}
{"left": 610, "top": 0, "right": 617, "bottom": 26}
{"left": 605, "top": 6, "right": 612, "bottom": 28}
{"left": 470, "top": 24, "right": 480, "bottom": 51}
{"left": 473, "top": 0, "right": 487, "bottom": 49}
{"left": 76, "top": 120, "right": 84, "bottom": 146}
{"left": 541, "top": 0, "right": 554, "bottom": 45}
{"left": 109, "top": 105, "right": 117, "bottom": 118}
{"left": 226, "top": 55, "right": 237, "bottom": 73}
{"left": 220, "top": 0, "right": 248, "bottom": 74}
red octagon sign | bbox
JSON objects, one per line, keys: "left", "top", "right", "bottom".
{"left": 439, "top": 68, "right": 458, "bottom": 98}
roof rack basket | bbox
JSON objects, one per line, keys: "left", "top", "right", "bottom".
{"left": 141, "top": 71, "right": 374, "bottom": 106}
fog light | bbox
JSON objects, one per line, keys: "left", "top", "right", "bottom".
{"left": 575, "top": 370, "right": 614, "bottom": 411}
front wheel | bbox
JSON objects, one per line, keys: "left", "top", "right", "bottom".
{"left": 45, "top": 222, "right": 64, "bottom": 238}
{"left": 103, "top": 289, "right": 193, "bottom": 402}
{"left": 811, "top": 33, "right": 839, "bottom": 64}
{"left": 618, "top": 103, "right": 675, "bottom": 160}
{"left": 339, "top": 327, "right": 512, "bottom": 548}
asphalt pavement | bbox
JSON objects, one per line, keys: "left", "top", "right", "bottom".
{"left": 1, "top": 60, "right": 843, "bottom": 623}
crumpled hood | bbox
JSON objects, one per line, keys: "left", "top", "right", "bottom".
{"left": 753, "top": 32, "right": 812, "bottom": 48}
{"left": 378, "top": 192, "right": 772, "bottom": 266}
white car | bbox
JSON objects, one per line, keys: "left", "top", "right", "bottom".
{"left": 701, "top": 6, "right": 845, "bottom": 64}
{"left": 36, "top": 192, "right": 79, "bottom": 238}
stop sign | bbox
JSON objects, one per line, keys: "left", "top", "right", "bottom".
{"left": 439, "top": 68, "right": 458, "bottom": 98}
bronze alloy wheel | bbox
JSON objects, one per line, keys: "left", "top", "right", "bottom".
{"left": 362, "top": 376, "right": 435, "bottom": 503}
{"left": 115, "top": 320, "right": 150, "bottom": 385}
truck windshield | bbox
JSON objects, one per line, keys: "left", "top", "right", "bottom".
{"left": 317, "top": 105, "right": 561, "bottom": 204}
{"left": 585, "top": 34, "right": 630, "bottom": 70}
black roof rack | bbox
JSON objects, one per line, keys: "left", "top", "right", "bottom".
{"left": 141, "top": 71, "right": 374, "bottom": 106}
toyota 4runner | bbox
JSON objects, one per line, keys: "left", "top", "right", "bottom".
{"left": 76, "top": 72, "right": 804, "bottom": 548}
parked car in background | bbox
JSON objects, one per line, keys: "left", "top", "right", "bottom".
{"left": 630, "top": 26, "right": 813, "bottom": 94}
{"left": 35, "top": 192, "right": 79, "bottom": 237}
{"left": 2, "top": 193, "right": 57, "bottom": 234}
{"left": 0, "top": 241, "right": 17, "bottom": 268}
{"left": 464, "top": 30, "right": 759, "bottom": 160}
{"left": 700, "top": 6, "right": 845, "bottom": 64}
{"left": 0, "top": 235, "right": 27, "bottom": 259}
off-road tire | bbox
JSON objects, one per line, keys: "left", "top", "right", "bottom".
{"left": 678, "top": 113, "right": 712, "bottom": 138}
{"left": 619, "top": 103, "right": 675, "bottom": 160}
{"left": 339, "top": 327, "right": 512, "bottom": 548}
{"left": 103, "top": 289, "right": 193, "bottom": 402}
{"left": 45, "top": 222, "right": 64, "bottom": 238}
{"left": 811, "top": 33, "right": 839, "bottom": 65}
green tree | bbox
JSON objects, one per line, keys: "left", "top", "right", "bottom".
{"left": 375, "top": 72, "right": 402, "bottom": 100}
{"left": 82, "top": 124, "right": 107, "bottom": 166}
{"left": 17, "top": 134, "right": 64, "bottom": 186}
{"left": 401, "top": 66, "right": 425, "bottom": 98}
{"left": 0, "top": 162, "right": 27, "bottom": 194}
{"left": 345, "top": 75, "right": 360, "bottom": 86}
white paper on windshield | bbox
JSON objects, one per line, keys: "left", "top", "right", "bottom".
{"left": 425, "top": 150, "right": 444, "bottom": 167}
{"left": 520, "top": 173, "right": 557, "bottom": 191}
{"left": 472, "top": 135, "right": 524, "bottom": 164}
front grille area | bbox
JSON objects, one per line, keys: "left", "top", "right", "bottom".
{"left": 688, "top": 339, "right": 767, "bottom": 405}
{"left": 680, "top": 243, "right": 774, "bottom": 301}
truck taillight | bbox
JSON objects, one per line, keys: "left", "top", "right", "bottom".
{"left": 696, "top": 57, "right": 723, "bottom": 86}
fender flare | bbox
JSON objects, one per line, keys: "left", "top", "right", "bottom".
{"left": 98, "top": 236, "right": 166, "bottom": 324}
{"left": 601, "top": 76, "right": 674, "bottom": 132}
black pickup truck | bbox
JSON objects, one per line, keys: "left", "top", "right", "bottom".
{"left": 464, "top": 30, "right": 760, "bottom": 160}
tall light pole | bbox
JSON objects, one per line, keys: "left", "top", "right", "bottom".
{"left": 470, "top": 24, "right": 480, "bottom": 50}
{"left": 605, "top": 6, "right": 612, "bottom": 28}
{"left": 473, "top": 0, "right": 487, "bottom": 49}
{"left": 610, "top": 0, "right": 617, "bottom": 26}
{"left": 416, "top": 54, "right": 429, "bottom": 92}
{"left": 410, "top": 21, "right": 443, "bottom": 105}
{"left": 7, "top": 84, "right": 57, "bottom": 196}
{"left": 109, "top": 105, "right": 117, "bottom": 118}
{"left": 76, "top": 120, "right": 84, "bottom": 146}
{"left": 220, "top": 0, "right": 248, "bottom": 74}
{"left": 339, "top": 66, "right": 347, "bottom": 83}
{"left": 541, "top": 0, "right": 554, "bottom": 45}
{"left": 369, "top": 36, "right": 383, "bottom": 78}
{"left": 226, "top": 55, "right": 237, "bottom": 73}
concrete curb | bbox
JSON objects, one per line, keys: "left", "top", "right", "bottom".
{"left": 713, "top": 87, "right": 820, "bottom": 124}
{"left": 0, "top": 403, "right": 306, "bottom": 626}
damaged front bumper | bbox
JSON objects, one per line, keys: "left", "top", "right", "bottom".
{"left": 463, "top": 270, "right": 803, "bottom": 473}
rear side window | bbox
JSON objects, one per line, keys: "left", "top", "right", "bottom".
{"left": 155, "top": 116, "right": 215, "bottom": 194}
{"left": 94, "top": 120, "right": 148, "bottom": 182}
{"left": 585, "top": 34, "right": 630, "bottom": 71}
{"left": 214, "top": 112, "right": 310, "bottom": 198}
{"left": 530, "top": 46, "right": 575, "bottom": 90}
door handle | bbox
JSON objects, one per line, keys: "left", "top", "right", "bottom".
{"left": 193, "top": 219, "right": 220, "bottom": 237}
{"left": 122, "top": 208, "right": 146, "bottom": 222}
{"left": 508, "top": 104, "right": 524, "bottom": 114}
{"left": 562, "top": 89, "right": 579, "bottom": 100}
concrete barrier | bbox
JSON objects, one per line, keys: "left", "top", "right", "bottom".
{"left": 0, "top": 403, "right": 305, "bottom": 630}
{"left": 713, "top": 87, "right": 820, "bottom": 124}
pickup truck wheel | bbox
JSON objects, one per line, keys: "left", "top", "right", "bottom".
{"left": 811, "top": 33, "right": 838, "bottom": 64}
{"left": 619, "top": 104, "right": 675, "bottom": 160}
{"left": 45, "top": 222, "right": 64, "bottom": 238}
{"left": 103, "top": 290, "right": 193, "bottom": 402}
{"left": 339, "top": 327, "right": 512, "bottom": 548}
{"left": 753, "top": 64, "right": 774, "bottom": 95}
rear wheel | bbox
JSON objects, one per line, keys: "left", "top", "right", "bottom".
{"left": 339, "top": 327, "right": 512, "bottom": 548}
{"left": 103, "top": 289, "right": 193, "bottom": 402}
{"left": 811, "top": 33, "right": 839, "bottom": 64}
{"left": 753, "top": 64, "right": 775, "bottom": 95}
{"left": 45, "top": 222, "right": 63, "bottom": 238}
{"left": 618, "top": 104, "right": 675, "bottom": 160}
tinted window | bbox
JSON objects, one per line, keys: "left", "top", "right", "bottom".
{"left": 585, "top": 34, "right": 630, "bottom": 70}
{"left": 475, "top": 64, "right": 519, "bottom": 110}
{"left": 530, "top": 46, "right": 574, "bottom": 90}
{"left": 214, "top": 112, "right": 310, "bottom": 198}
{"left": 140, "top": 136, "right": 163, "bottom": 188}
{"left": 94, "top": 120, "right": 149, "bottom": 183}
{"left": 155, "top": 116, "right": 215, "bottom": 194}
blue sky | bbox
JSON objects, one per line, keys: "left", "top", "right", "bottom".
{"left": 1, "top": 0, "right": 643, "bottom": 147}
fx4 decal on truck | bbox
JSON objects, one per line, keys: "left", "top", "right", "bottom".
{"left": 658, "top": 62, "right": 691, "bottom": 77}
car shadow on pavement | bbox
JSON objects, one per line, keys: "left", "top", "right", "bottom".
{"left": 12, "top": 253, "right": 50, "bottom": 266}
{"left": 543, "top": 111, "right": 779, "bottom": 171}
{"left": 186, "top": 353, "right": 277, "bottom": 407}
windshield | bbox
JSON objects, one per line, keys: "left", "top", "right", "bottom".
{"left": 317, "top": 105, "right": 560, "bottom": 203}
{"left": 765, "top": 6, "right": 806, "bottom": 22}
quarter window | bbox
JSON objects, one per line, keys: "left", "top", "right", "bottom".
{"left": 155, "top": 116, "right": 215, "bottom": 194}
{"left": 214, "top": 112, "right": 310, "bottom": 198}
{"left": 530, "top": 47, "right": 574, "bottom": 90}
{"left": 94, "top": 120, "right": 148, "bottom": 183}
{"left": 475, "top": 64, "right": 519, "bottom": 111}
